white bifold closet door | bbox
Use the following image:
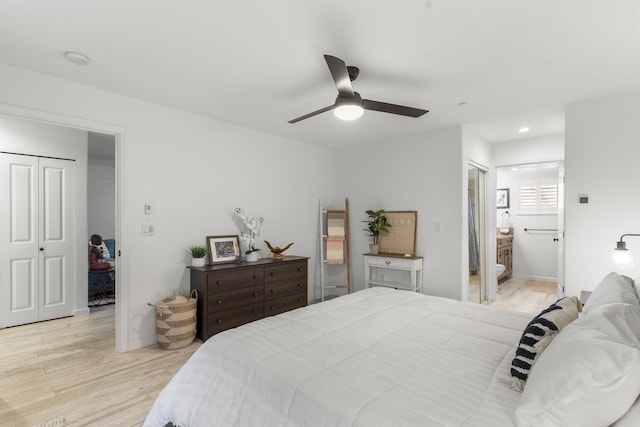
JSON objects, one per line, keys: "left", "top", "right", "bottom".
{"left": 0, "top": 153, "right": 75, "bottom": 328}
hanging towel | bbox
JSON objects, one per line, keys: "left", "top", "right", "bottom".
{"left": 326, "top": 237, "right": 345, "bottom": 264}
{"left": 326, "top": 210, "right": 346, "bottom": 264}
{"left": 327, "top": 211, "right": 345, "bottom": 238}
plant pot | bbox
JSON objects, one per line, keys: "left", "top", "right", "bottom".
{"left": 245, "top": 252, "right": 259, "bottom": 262}
{"left": 191, "top": 257, "right": 206, "bottom": 267}
{"left": 369, "top": 244, "right": 380, "bottom": 255}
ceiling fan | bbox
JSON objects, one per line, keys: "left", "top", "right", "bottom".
{"left": 288, "top": 54, "right": 429, "bottom": 124}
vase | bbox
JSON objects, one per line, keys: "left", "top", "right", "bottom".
{"left": 191, "top": 257, "right": 206, "bottom": 268}
{"left": 245, "top": 252, "right": 259, "bottom": 262}
{"left": 370, "top": 244, "right": 379, "bottom": 255}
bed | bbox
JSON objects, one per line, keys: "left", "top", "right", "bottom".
{"left": 144, "top": 274, "right": 640, "bottom": 427}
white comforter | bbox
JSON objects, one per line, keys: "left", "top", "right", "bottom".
{"left": 144, "top": 287, "right": 532, "bottom": 427}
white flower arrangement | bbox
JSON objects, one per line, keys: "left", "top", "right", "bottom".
{"left": 233, "top": 207, "right": 264, "bottom": 255}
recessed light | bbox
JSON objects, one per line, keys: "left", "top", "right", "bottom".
{"left": 518, "top": 127, "right": 530, "bottom": 133}
{"left": 64, "top": 51, "right": 90, "bottom": 66}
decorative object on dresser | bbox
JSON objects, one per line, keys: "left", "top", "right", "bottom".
{"left": 206, "top": 235, "right": 241, "bottom": 264}
{"left": 188, "top": 245, "right": 208, "bottom": 267}
{"left": 245, "top": 245, "right": 260, "bottom": 262}
{"left": 497, "top": 227, "right": 513, "bottom": 282}
{"left": 264, "top": 240, "right": 294, "bottom": 260}
{"left": 233, "top": 207, "right": 264, "bottom": 260}
{"left": 189, "top": 256, "right": 308, "bottom": 341}
{"left": 364, "top": 253, "right": 423, "bottom": 292}
{"left": 362, "top": 209, "right": 391, "bottom": 255}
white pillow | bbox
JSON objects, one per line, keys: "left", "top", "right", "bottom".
{"left": 582, "top": 272, "right": 638, "bottom": 314}
{"left": 613, "top": 395, "right": 640, "bottom": 427}
{"left": 514, "top": 303, "right": 640, "bottom": 427}
{"left": 510, "top": 296, "right": 582, "bottom": 387}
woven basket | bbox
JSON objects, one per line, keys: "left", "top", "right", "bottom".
{"left": 151, "top": 289, "right": 197, "bottom": 350}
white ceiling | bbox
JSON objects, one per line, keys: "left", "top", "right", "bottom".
{"left": 1, "top": 1, "right": 640, "bottom": 147}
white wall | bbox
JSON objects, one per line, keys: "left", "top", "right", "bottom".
{"left": 496, "top": 168, "right": 559, "bottom": 281}
{"left": 0, "top": 114, "right": 89, "bottom": 312}
{"left": 492, "top": 134, "right": 564, "bottom": 167}
{"left": 334, "top": 126, "right": 466, "bottom": 301}
{"left": 565, "top": 90, "right": 640, "bottom": 297}
{"left": 87, "top": 133, "right": 116, "bottom": 240}
{"left": 0, "top": 64, "right": 334, "bottom": 350}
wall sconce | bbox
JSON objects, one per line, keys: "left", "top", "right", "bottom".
{"left": 611, "top": 234, "right": 640, "bottom": 269}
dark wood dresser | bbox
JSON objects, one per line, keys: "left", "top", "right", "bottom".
{"left": 190, "top": 255, "right": 308, "bottom": 341}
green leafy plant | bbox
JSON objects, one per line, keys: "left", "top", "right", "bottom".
{"left": 188, "top": 246, "right": 208, "bottom": 258}
{"left": 246, "top": 245, "right": 261, "bottom": 254}
{"left": 363, "top": 209, "right": 392, "bottom": 244}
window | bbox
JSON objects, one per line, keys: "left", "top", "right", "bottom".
{"left": 518, "top": 179, "right": 558, "bottom": 213}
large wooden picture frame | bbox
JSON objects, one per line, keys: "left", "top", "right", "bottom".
{"left": 377, "top": 211, "right": 418, "bottom": 255}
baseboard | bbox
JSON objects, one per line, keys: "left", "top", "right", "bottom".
{"left": 512, "top": 274, "right": 558, "bottom": 283}
{"left": 127, "top": 334, "right": 158, "bottom": 351}
{"left": 74, "top": 307, "right": 90, "bottom": 315}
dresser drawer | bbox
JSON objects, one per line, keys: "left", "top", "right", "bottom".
{"left": 208, "top": 303, "right": 263, "bottom": 336}
{"left": 367, "top": 257, "right": 412, "bottom": 269}
{"left": 264, "top": 261, "right": 307, "bottom": 283}
{"left": 264, "top": 277, "right": 306, "bottom": 301}
{"left": 264, "top": 292, "right": 306, "bottom": 317}
{"left": 206, "top": 268, "right": 263, "bottom": 293}
{"left": 207, "top": 285, "right": 263, "bottom": 313}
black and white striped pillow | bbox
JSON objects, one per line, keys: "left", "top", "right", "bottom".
{"left": 511, "top": 296, "right": 582, "bottom": 386}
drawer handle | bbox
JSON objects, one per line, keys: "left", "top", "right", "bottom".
{"left": 253, "top": 275, "right": 258, "bottom": 279}
{"left": 270, "top": 272, "right": 276, "bottom": 276}
{"left": 253, "top": 309, "right": 259, "bottom": 315}
{"left": 270, "top": 305, "right": 276, "bottom": 310}
{"left": 217, "top": 300, "right": 223, "bottom": 304}
{"left": 298, "top": 298, "right": 303, "bottom": 303}
{"left": 217, "top": 319, "right": 223, "bottom": 324}
{"left": 385, "top": 261, "right": 391, "bottom": 266}
{"left": 297, "top": 267, "right": 302, "bottom": 272}
{"left": 253, "top": 292, "right": 259, "bottom": 297}
{"left": 270, "top": 289, "right": 275, "bottom": 293}
{"left": 216, "top": 280, "right": 223, "bottom": 285}
{"left": 297, "top": 283, "right": 302, "bottom": 287}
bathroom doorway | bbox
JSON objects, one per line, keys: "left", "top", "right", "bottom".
{"left": 468, "top": 164, "right": 486, "bottom": 303}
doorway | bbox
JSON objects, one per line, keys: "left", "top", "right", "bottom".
{"left": 468, "top": 164, "right": 486, "bottom": 303}
{"left": 0, "top": 109, "right": 124, "bottom": 351}
{"left": 491, "top": 161, "right": 563, "bottom": 310}
{"left": 87, "top": 132, "right": 116, "bottom": 308}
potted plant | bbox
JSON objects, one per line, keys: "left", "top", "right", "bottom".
{"left": 245, "top": 245, "right": 260, "bottom": 262}
{"left": 188, "top": 246, "right": 208, "bottom": 267}
{"left": 363, "top": 209, "right": 391, "bottom": 255}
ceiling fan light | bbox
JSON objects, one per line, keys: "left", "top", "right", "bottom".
{"left": 334, "top": 104, "right": 363, "bottom": 121}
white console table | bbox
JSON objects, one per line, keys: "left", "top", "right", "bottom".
{"left": 364, "top": 253, "right": 423, "bottom": 293}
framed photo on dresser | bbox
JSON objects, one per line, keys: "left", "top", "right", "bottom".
{"left": 207, "top": 235, "right": 240, "bottom": 264}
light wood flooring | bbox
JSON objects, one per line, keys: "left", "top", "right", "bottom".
{"left": 0, "top": 304, "right": 200, "bottom": 427}
{"left": 486, "top": 277, "right": 558, "bottom": 314}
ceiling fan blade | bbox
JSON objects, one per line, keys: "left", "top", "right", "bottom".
{"left": 288, "top": 105, "right": 335, "bottom": 124}
{"left": 362, "top": 99, "right": 428, "bottom": 118}
{"left": 324, "top": 55, "right": 355, "bottom": 97}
